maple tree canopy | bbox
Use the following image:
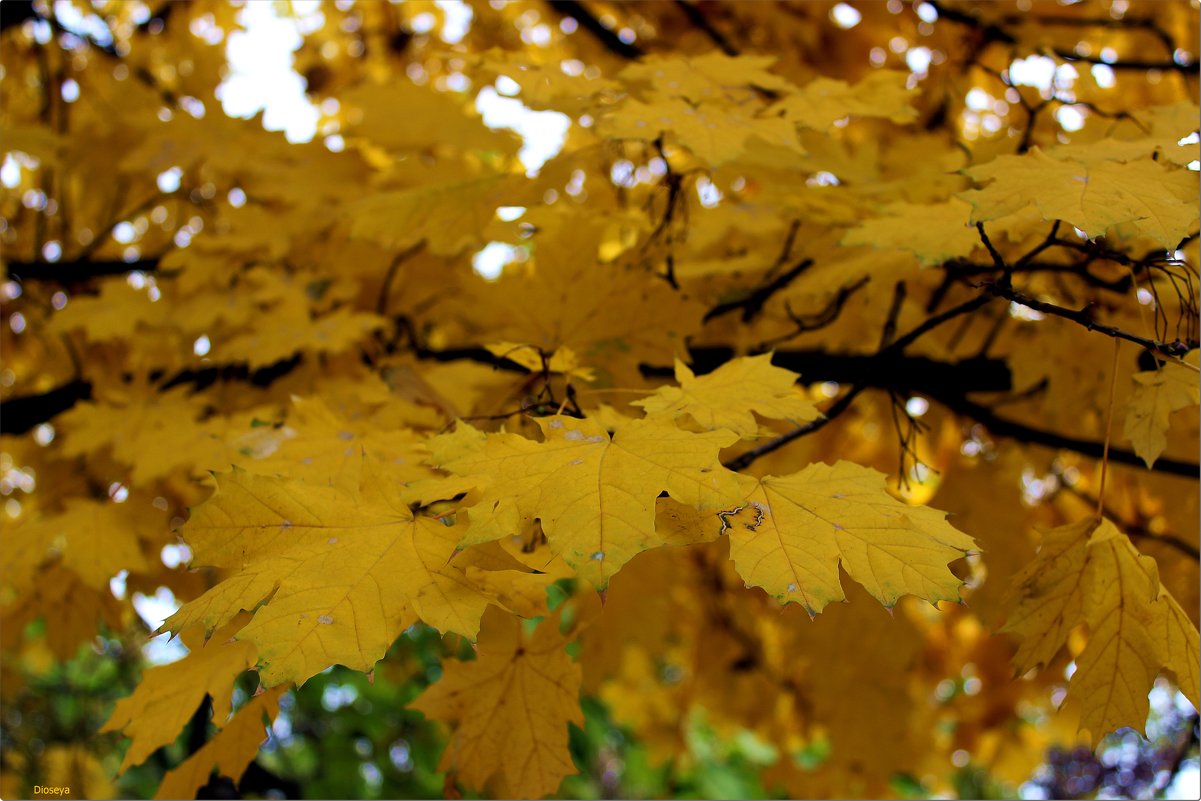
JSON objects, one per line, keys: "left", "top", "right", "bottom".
{"left": 2, "top": 0, "right": 1199, "bottom": 799}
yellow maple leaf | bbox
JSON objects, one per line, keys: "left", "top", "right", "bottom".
{"left": 153, "top": 686, "right": 286, "bottom": 801}
{"left": 1002, "top": 517, "right": 1200, "bottom": 742}
{"left": 166, "top": 467, "right": 491, "bottom": 685}
{"left": 726, "top": 462, "right": 976, "bottom": 615}
{"left": 840, "top": 197, "right": 978, "bottom": 266}
{"left": 620, "top": 53, "right": 796, "bottom": 100}
{"left": 962, "top": 149, "right": 1198, "bottom": 248}
{"left": 46, "top": 280, "right": 168, "bottom": 342}
{"left": 409, "top": 607, "right": 583, "bottom": 799}
{"left": 601, "top": 94, "right": 800, "bottom": 167}
{"left": 349, "top": 173, "right": 530, "bottom": 256}
{"left": 480, "top": 50, "right": 620, "bottom": 114}
{"left": 56, "top": 387, "right": 230, "bottom": 486}
{"left": 633, "top": 353, "right": 819, "bottom": 439}
{"left": 1123, "top": 352, "right": 1200, "bottom": 468}
{"left": 1002, "top": 519, "right": 1090, "bottom": 677}
{"left": 221, "top": 302, "right": 385, "bottom": 369}
{"left": 5, "top": 500, "right": 152, "bottom": 592}
{"left": 245, "top": 395, "right": 440, "bottom": 495}
{"left": 771, "top": 70, "right": 918, "bottom": 130}
{"left": 341, "top": 81, "right": 520, "bottom": 155}
{"left": 485, "top": 341, "right": 596, "bottom": 383}
{"left": 431, "top": 416, "right": 742, "bottom": 587}
{"left": 461, "top": 567, "right": 556, "bottom": 619}
{"left": 1047, "top": 102, "right": 1201, "bottom": 166}
{"left": 102, "top": 618, "right": 258, "bottom": 772}
{"left": 466, "top": 258, "right": 704, "bottom": 387}
{"left": 2, "top": 564, "right": 125, "bottom": 661}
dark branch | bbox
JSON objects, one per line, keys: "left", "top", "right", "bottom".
{"left": 758, "top": 277, "right": 870, "bottom": 349}
{"left": 644, "top": 348, "right": 1014, "bottom": 397}
{"left": 929, "top": 1, "right": 1196, "bottom": 73}
{"left": 1, "top": 380, "right": 92, "bottom": 435}
{"left": 724, "top": 386, "right": 865, "bottom": 471}
{"left": 702, "top": 259, "right": 814, "bottom": 323}
{"left": 939, "top": 392, "right": 1200, "bottom": 478}
{"left": 673, "top": 0, "right": 739, "bottom": 57}
{"left": 1, "top": 357, "right": 303, "bottom": 435}
{"left": 6, "top": 259, "right": 161, "bottom": 284}
{"left": 947, "top": 260, "right": 1132, "bottom": 294}
{"left": 546, "top": 1, "right": 644, "bottom": 60}
{"left": 986, "top": 282, "right": 1196, "bottom": 357}
{"left": 1053, "top": 477, "right": 1200, "bottom": 561}
{"left": 1049, "top": 47, "right": 1196, "bottom": 74}
{"left": 926, "top": 1, "right": 1015, "bottom": 44}
{"left": 0, "top": 1, "right": 38, "bottom": 34}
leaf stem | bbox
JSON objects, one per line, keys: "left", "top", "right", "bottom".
{"left": 1096, "top": 339, "right": 1120, "bottom": 516}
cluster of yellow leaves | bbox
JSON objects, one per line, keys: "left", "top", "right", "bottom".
{"left": 3, "top": 17, "right": 1199, "bottom": 799}
{"left": 87, "top": 352, "right": 985, "bottom": 797}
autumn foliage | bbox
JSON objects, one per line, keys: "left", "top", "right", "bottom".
{"left": 1, "top": 0, "right": 1199, "bottom": 798}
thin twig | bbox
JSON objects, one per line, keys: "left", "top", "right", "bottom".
{"left": 723, "top": 386, "right": 865, "bottom": 471}
{"left": 1097, "top": 339, "right": 1120, "bottom": 516}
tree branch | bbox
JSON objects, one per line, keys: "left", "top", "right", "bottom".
{"left": 546, "top": 1, "right": 644, "bottom": 60}
{"left": 1052, "top": 476, "right": 1200, "bottom": 561}
{"left": 0, "top": 1, "right": 38, "bottom": 34}
{"left": 0, "top": 380, "right": 92, "bottom": 435}
{"left": 986, "top": 282, "right": 1196, "bottom": 357}
{"left": 0, "top": 357, "right": 303, "bottom": 436}
{"left": 757, "top": 276, "right": 870, "bottom": 349}
{"left": 702, "top": 259, "right": 813, "bottom": 323}
{"left": 1049, "top": 47, "right": 1195, "bottom": 74}
{"left": 938, "top": 392, "right": 1199, "bottom": 478}
{"left": 723, "top": 385, "right": 864, "bottom": 471}
{"left": 673, "top": 0, "right": 739, "bottom": 57}
{"left": 5, "top": 259, "right": 161, "bottom": 284}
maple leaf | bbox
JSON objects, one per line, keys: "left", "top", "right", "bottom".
{"left": 1002, "top": 517, "right": 1200, "bottom": 742}
{"left": 430, "top": 415, "right": 742, "bottom": 587}
{"left": 770, "top": 70, "right": 918, "bottom": 130}
{"left": 633, "top": 354, "right": 819, "bottom": 438}
{"left": 153, "top": 687, "right": 286, "bottom": 801}
{"left": 220, "top": 305, "right": 385, "bottom": 370}
{"left": 484, "top": 341, "right": 596, "bottom": 383}
{"left": 340, "top": 81, "right": 520, "bottom": 156}
{"left": 726, "top": 462, "right": 977, "bottom": 615}
{"left": 619, "top": 53, "right": 797, "bottom": 100}
{"left": 1047, "top": 103, "right": 1201, "bottom": 166}
{"left": 840, "top": 197, "right": 979, "bottom": 266}
{"left": 409, "top": 606, "right": 583, "bottom": 799}
{"left": 962, "top": 149, "right": 1199, "bottom": 248}
{"left": 46, "top": 280, "right": 168, "bottom": 341}
{"left": 1, "top": 564, "right": 125, "bottom": 661}
{"left": 3, "top": 499, "right": 150, "bottom": 592}
{"left": 467, "top": 258, "right": 703, "bottom": 385}
{"left": 101, "top": 618, "right": 258, "bottom": 771}
{"left": 349, "top": 174, "right": 531, "bottom": 256}
{"left": 166, "top": 467, "right": 491, "bottom": 685}
{"left": 480, "top": 50, "right": 621, "bottom": 114}
{"left": 1123, "top": 352, "right": 1200, "bottom": 468}
{"left": 601, "top": 93, "right": 801, "bottom": 167}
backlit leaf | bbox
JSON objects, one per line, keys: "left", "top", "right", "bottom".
{"left": 409, "top": 607, "right": 582, "bottom": 799}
